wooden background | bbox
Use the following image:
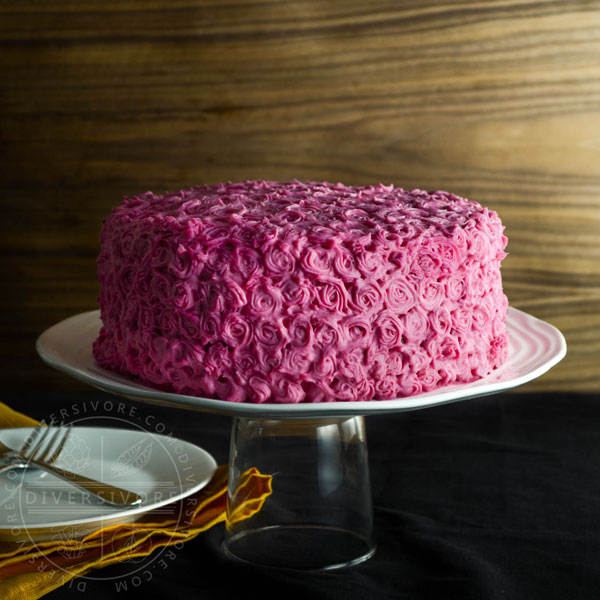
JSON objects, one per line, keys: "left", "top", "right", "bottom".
{"left": 1, "top": 0, "right": 599, "bottom": 392}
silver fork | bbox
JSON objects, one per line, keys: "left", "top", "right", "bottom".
{"left": 0, "top": 423, "right": 143, "bottom": 506}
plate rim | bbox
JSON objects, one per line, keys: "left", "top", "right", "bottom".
{"left": 0, "top": 425, "right": 217, "bottom": 531}
{"left": 36, "top": 307, "right": 567, "bottom": 419}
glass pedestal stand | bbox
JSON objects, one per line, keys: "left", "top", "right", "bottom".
{"left": 223, "top": 416, "right": 376, "bottom": 571}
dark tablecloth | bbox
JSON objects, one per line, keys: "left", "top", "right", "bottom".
{"left": 7, "top": 391, "right": 600, "bottom": 599}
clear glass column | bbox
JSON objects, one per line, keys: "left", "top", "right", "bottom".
{"left": 223, "top": 415, "right": 375, "bottom": 570}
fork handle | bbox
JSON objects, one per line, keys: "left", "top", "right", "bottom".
{"left": 26, "top": 459, "right": 143, "bottom": 506}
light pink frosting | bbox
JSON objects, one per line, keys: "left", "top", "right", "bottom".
{"left": 93, "top": 180, "right": 509, "bottom": 403}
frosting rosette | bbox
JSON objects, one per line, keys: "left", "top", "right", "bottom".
{"left": 385, "top": 278, "right": 416, "bottom": 313}
{"left": 94, "top": 180, "right": 509, "bottom": 403}
{"left": 375, "top": 310, "right": 404, "bottom": 349}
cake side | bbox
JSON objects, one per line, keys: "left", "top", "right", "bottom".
{"left": 93, "top": 181, "right": 508, "bottom": 403}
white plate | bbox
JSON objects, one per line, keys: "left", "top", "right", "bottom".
{"left": 0, "top": 427, "right": 216, "bottom": 541}
{"left": 36, "top": 307, "right": 566, "bottom": 419}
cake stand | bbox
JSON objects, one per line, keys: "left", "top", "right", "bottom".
{"left": 36, "top": 307, "right": 566, "bottom": 571}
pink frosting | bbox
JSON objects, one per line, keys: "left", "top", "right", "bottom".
{"left": 93, "top": 180, "right": 509, "bottom": 403}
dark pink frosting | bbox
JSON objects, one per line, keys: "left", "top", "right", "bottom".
{"left": 93, "top": 180, "right": 509, "bottom": 403}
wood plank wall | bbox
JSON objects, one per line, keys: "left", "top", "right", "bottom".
{"left": 1, "top": 1, "right": 599, "bottom": 392}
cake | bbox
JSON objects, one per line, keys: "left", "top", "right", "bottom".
{"left": 93, "top": 180, "right": 509, "bottom": 403}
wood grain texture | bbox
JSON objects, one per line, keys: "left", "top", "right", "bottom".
{"left": 1, "top": 0, "right": 599, "bottom": 392}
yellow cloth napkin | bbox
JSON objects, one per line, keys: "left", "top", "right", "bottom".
{"left": 0, "top": 401, "right": 271, "bottom": 599}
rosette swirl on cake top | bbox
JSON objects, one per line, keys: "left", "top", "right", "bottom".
{"left": 93, "top": 180, "right": 509, "bottom": 403}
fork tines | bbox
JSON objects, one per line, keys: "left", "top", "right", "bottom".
{"left": 19, "top": 422, "right": 72, "bottom": 466}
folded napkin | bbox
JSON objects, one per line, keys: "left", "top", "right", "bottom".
{"left": 0, "top": 401, "right": 271, "bottom": 599}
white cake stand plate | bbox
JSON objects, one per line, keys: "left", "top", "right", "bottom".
{"left": 36, "top": 307, "right": 565, "bottom": 419}
{"left": 36, "top": 307, "right": 566, "bottom": 570}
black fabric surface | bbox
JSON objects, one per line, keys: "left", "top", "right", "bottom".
{"left": 7, "top": 391, "right": 600, "bottom": 599}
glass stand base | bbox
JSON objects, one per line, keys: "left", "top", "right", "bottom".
{"left": 223, "top": 524, "right": 375, "bottom": 571}
{"left": 223, "top": 416, "right": 375, "bottom": 571}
